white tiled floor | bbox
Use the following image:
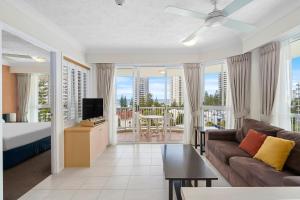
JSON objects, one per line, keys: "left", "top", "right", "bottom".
{"left": 19, "top": 144, "right": 230, "bottom": 200}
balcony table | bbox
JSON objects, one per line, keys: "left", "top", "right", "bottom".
{"left": 140, "top": 115, "right": 164, "bottom": 135}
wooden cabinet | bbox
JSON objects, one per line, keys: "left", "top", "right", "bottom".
{"left": 64, "top": 121, "right": 108, "bottom": 167}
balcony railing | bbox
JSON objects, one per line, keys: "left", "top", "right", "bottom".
{"left": 203, "top": 106, "right": 231, "bottom": 129}
{"left": 116, "top": 106, "right": 232, "bottom": 131}
{"left": 116, "top": 106, "right": 184, "bottom": 131}
{"left": 291, "top": 113, "right": 300, "bottom": 132}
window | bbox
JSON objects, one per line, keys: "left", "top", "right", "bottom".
{"left": 62, "top": 60, "right": 89, "bottom": 122}
{"left": 38, "top": 75, "right": 51, "bottom": 122}
{"left": 204, "top": 63, "right": 227, "bottom": 106}
{"left": 203, "top": 61, "right": 229, "bottom": 128}
{"left": 291, "top": 39, "right": 300, "bottom": 131}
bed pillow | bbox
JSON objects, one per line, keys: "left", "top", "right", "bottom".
{"left": 239, "top": 129, "right": 267, "bottom": 156}
{"left": 254, "top": 136, "right": 295, "bottom": 171}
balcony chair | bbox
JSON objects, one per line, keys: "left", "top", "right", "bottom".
{"left": 163, "top": 113, "right": 172, "bottom": 136}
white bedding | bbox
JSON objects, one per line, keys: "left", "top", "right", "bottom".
{"left": 3, "top": 122, "right": 51, "bottom": 151}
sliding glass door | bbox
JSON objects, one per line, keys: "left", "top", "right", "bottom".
{"left": 116, "top": 66, "right": 184, "bottom": 143}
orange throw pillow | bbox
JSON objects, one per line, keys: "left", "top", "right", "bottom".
{"left": 239, "top": 129, "right": 267, "bottom": 156}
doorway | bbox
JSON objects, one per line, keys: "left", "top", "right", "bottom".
{"left": 1, "top": 28, "right": 56, "bottom": 200}
{"left": 116, "top": 66, "right": 184, "bottom": 143}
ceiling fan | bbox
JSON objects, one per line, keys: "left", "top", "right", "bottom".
{"left": 3, "top": 53, "right": 47, "bottom": 63}
{"left": 165, "top": 0, "right": 256, "bottom": 46}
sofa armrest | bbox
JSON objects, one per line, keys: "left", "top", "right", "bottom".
{"left": 283, "top": 176, "right": 300, "bottom": 186}
{"left": 206, "top": 129, "right": 237, "bottom": 141}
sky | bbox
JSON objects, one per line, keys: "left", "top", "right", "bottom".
{"left": 204, "top": 73, "right": 219, "bottom": 95}
{"left": 292, "top": 57, "right": 300, "bottom": 88}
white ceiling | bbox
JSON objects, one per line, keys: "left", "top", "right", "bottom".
{"left": 11, "top": 0, "right": 300, "bottom": 54}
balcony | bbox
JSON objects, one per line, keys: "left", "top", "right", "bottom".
{"left": 116, "top": 106, "right": 184, "bottom": 143}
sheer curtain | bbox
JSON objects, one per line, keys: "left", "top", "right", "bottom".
{"left": 108, "top": 75, "right": 118, "bottom": 145}
{"left": 16, "top": 74, "right": 32, "bottom": 122}
{"left": 28, "top": 74, "right": 39, "bottom": 122}
{"left": 225, "top": 66, "right": 235, "bottom": 129}
{"left": 183, "top": 69, "right": 191, "bottom": 144}
{"left": 271, "top": 40, "right": 292, "bottom": 130}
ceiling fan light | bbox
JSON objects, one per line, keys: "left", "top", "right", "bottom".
{"left": 31, "top": 56, "right": 46, "bottom": 63}
{"left": 182, "top": 37, "right": 198, "bottom": 46}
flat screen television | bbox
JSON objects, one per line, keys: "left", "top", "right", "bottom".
{"left": 82, "top": 98, "right": 103, "bottom": 120}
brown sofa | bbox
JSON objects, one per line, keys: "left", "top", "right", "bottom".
{"left": 206, "top": 118, "right": 300, "bottom": 186}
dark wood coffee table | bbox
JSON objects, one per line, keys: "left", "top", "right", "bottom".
{"left": 161, "top": 144, "right": 218, "bottom": 200}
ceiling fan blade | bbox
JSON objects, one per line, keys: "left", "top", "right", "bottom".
{"left": 223, "top": 19, "right": 256, "bottom": 32}
{"left": 3, "top": 53, "right": 32, "bottom": 59}
{"left": 165, "top": 6, "right": 207, "bottom": 20}
{"left": 182, "top": 26, "right": 208, "bottom": 46}
{"left": 223, "top": 0, "right": 253, "bottom": 16}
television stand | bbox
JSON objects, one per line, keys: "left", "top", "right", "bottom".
{"left": 80, "top": 117, "right": 105, "bottom": 127}
{"left": 64, "top": 121, "right": 108, "bottom": 167}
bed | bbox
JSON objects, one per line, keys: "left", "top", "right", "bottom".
{"left": 3, "top": 122, "right": 51, "bottom": 169}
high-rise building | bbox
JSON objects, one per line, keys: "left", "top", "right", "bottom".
{"left": 218, "top": 71, "right": 227, "bottom": 105}
{"left": 170, "top": 76, "right": 183, "bottom": 106}
{"left": 293, "top": 82, "right": 300, "bottom": 99}
{"left": 134, "top": 77, "right": 149, "bottom": 104}
{"left": 293, "top": 82, "right": 300, "bottom": 113}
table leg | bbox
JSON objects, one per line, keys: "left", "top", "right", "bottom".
{"left": 147, "top": 119, "right": 150, "bottom": 135}
{"left": 203, "top": 131, "right": 206, "bottom": 154}
{"left": 169, "top": 180, "right": 173, "bottom": 200}
{"left": 200, "top": 132, "right": 203, "bottom": 155}
{"left": 195, "top": 129, "right": 198, "bottom": 149}
{"left": 206, "top": 179, "right": 212, "bottom": 187}
{"left": 194, "top": 180, "right": 198, "bottom": 187}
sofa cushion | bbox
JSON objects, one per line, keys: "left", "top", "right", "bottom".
{"left": 254, "top": 136, "right": 295, "bottom": 171}
{"left": 229, "top": 157, "right": 293, "bottom": 186}
{"left": 239, "top": 129, "right": 267, "bottom": 156}
{"left": 207, "top": 140, "right": 250, "bottom": 165}
{"left": 277, "top": 131, "right": 300, "bottom": 175}
{"left": 236, "top": 119, "right": 283, "bottom": 142}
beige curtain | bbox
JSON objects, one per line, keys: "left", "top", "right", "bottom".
{"left": 96, "top": 63, "right": 115, "bottom": 118}
{"left": 183, "top": 63, "right": 204, "bottom": 144}
{"left": 259, "top": 42, "right": 280, "bottom": 123}
{"left": 96, "top": 63, "right": 117, "bottom": 144}
{"left": 16, "top": 74, "right": 32, "bottom": 122}
{"left": 227, "top": 52, "right": 251, "bottom": 129}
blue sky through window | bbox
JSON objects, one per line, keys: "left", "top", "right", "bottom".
{"left": 204, "top": 73, "right": 219, "bottom": 95}
{"left": 116, "top": 76, "right": 133, "bottom": 99}
{"left": 292, "top": 57, "right": 300, "bottom": 87}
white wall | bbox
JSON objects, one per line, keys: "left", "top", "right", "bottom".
{"left": 243, "top": 6, "right": 300, "bottom": 53}
{"left": 86, "top": 39, "right": 242, "bottom": 64}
